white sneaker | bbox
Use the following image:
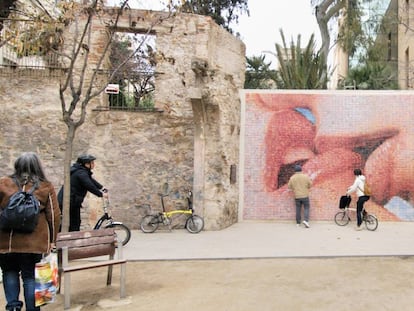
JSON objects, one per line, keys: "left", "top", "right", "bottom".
{"left": 296, "top": 223, "right": 301, "bottom": 227}
{"left": 303, "top": 221, "right": 310, "bottom": 228}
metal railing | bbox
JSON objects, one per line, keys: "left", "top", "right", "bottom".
{"left": 0, "top": 23, "right": 65, "bottom": 78}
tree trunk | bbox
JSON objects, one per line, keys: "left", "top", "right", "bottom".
{"left": 61, "top": 124, "right": 76, "bottom": 233}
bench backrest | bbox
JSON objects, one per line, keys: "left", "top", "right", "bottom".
{"left": 56, "top": 228, "right": 116, "bottom": 260}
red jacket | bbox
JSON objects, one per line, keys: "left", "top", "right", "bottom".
{"left": 0, "top": 176, "right": 61, "bottom": 254}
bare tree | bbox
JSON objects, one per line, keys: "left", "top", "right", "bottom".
{"left": 312, "top": 0, "right": 347, "bottom": 65}
{"left": 56, "top": 1, "right": 172, "bottom": 232}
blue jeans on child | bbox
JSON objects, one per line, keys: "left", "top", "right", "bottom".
{"left": 0, "top": 253, "right": 42, "bottom": 311}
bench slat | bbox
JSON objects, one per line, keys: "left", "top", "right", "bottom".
{"left": 61, "top": 244, "right": 115, "bottom": 260}
{"left": 56, "top": 235, "right": 116, "bottom": 247}
{"left": 57, "top": 228, "right": 116, "bottom": 240}
{"left": 61, "top": 259, "right": 127, "bottom": 273}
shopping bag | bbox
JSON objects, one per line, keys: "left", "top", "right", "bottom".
{"left": 35, "top": 252, "right": 59, "bottom": 307}
{"left": 339, "top": 195, "right": 351, "bottom": 209}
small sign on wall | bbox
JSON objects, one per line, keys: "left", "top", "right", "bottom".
{"left": 105, "top": 84, "right": 120, "bottom": 94}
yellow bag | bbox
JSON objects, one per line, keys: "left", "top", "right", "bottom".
{"left": 364, "top": 181, "right": 372, "bottom": 196}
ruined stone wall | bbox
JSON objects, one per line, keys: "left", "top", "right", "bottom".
{"left": 149, "top": 12, "right": 245, "bottom": 228}
{"left": 0, "top": 9, "right": 245, "bottom": 230}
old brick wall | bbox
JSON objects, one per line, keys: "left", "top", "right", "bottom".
{"left": 0, "top": 9, "right": 245, "bottom": 231}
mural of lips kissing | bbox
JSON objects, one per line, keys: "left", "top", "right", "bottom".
{"left": 266, "top": 148, "right": 363, "bottom": 220}
{"left": 243, "top": 91, "right": 414, "bottom": 221}
{"left": 365, "top": 134, "right": 414, "bottom": 207}
{"left": 264, "top": 109, "right": 315, "bottom": 192}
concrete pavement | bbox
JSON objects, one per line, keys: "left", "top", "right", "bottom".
{"left": 122, "top": 221, "right": 414, "bottom": 261}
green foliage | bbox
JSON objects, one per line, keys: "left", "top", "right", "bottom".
{"left": 179, "top": 0, "right": 248, "bottom": 33}
{"left": 337, "top": 0, "right": 364, "bottom": 57}
{"left": 273, "top": 30, "right": 328, "bottom": 89}
{"left": 140, "top": 94, "right": 155, "bottom": 109}
{"left": 244, "top": 55, "right": 277, "bottom": 89}
{"left": 343, "top": 62, "right": 398, "bottom": 90}
{"left": 340, "top": 1, "right": 399, "bottom": 90}
{"left": 109, "top": 91, "right": 155, "bottom": 110}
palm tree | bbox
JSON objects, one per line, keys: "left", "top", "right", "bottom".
{"left": 344, "top": 63, "right": 398, "bottom": 90}
{"left": 272, "top": 29, "right": 328, "bottom": 89}
{"left": 244, "top": 55, "right": 277, "bottom": 89}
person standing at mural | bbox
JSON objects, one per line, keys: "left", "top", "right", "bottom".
{"left": 58, "top": 154, "right": 108, "bottom": 232}
{"left": 346, "top": 168, "right": 370, "bottom": 231}
{"left": 288, "top": 164, "right": 312, "bottom": 228}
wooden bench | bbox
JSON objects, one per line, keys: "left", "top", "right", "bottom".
{"left": 56, "top": 228, "right": 127, "bottom": 309}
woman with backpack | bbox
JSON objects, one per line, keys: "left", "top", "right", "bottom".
{"left": 346, "top": 168, "right": 370, "bottom": 231}
{"left": 0, "top": 152, "right": 61, "bottom": 311}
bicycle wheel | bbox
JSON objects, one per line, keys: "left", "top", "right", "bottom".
{"left": 185, "top": 215, "right": 204, "bottom": 233}
{"left": 334, "top": 211, "right": 350, "bottom": 226}
{"left": 364, "top": 214, "right": 378, "bottom": 231}
{"left": 104, "top": 223, "right": 131, "bottom": 246}
{"left": 140, "top": 215, "right": 160, "bottom": 233}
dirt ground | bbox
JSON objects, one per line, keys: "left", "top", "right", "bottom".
{"left": 0, "top": 256, "right": 405, "bottom": 310}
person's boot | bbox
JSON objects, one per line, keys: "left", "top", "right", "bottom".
{"left": 6, "top": 302, "right": 22, "bottom": 311}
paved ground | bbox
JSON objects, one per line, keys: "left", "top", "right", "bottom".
{"left": 123, "top": 220, "right": 414, "bottom": 260}
{"left": 4, "top": 221, "right": 414, "bottom": 310}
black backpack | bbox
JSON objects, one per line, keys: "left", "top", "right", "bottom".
{"left": 0, "top": 178, "right": 40, "bottom": 233}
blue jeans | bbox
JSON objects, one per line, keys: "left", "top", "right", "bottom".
{"left": 0, "top": 253, "right": 42, "bottom": 311}
{"left": 295, "top": 197, "right": 310, "bottom": 224}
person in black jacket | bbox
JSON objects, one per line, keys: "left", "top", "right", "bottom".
{"left": 58, "top": 154, "right": 108, "bottom": 231}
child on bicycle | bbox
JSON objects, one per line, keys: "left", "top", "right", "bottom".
{"left": 346, "top": 168, "right": 370, "bottom": 231}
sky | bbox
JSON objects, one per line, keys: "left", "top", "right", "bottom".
{"left": 232, "top": 0, "right": 320, "bottom": 66}
{"left": 110, "top": 0, "right": 321, "bottom": 67}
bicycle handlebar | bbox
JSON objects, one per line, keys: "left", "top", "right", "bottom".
{"left": 102, "top": 197, "right": 110, "bottom": 211}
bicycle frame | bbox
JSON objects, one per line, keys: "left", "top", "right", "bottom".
{"left": 93, "top": 198, "right": 132, "bottom": 245}
{"left": 93, "top": 200, "right": 114, "bottom": 229}
{"left": 164, "top": 209, "right": 193, "bottom": 217}
{"left": 140, "top": 188, "right": 204, "bottom": 233}
{"left": 156, "top": 192, "right": 194, "bottom": 224}
{"left": 342, "top": 206, "right": 368, "bottom": 218}
{"left": 343, "top": 207, "right": 357, "bottom": 214}
{"left": 158, "top": 190, "right": 194, "bottom": 217}
{"left": 94, "top": 213, "right": 124, "bottom": 229}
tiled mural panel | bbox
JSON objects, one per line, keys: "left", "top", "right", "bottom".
{"left": 241, "top": 91, "right": 414, "bottom": 222}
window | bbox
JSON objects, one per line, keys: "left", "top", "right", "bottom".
{"left": 107, "top": 32, "right": 157, "bottom": 111}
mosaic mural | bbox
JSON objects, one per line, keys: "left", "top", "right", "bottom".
{"left": 240, "top": 91, "right": 414, "bottom": 222}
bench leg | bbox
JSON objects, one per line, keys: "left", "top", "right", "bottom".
{"left": 106, "top": 265, "right": 113, "bottom": 285}
{"left": 64, "top": 273, "right": 71, "bottom": 309}
{"left": 120, "top": 262, "right": 126, "bottom": 298}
